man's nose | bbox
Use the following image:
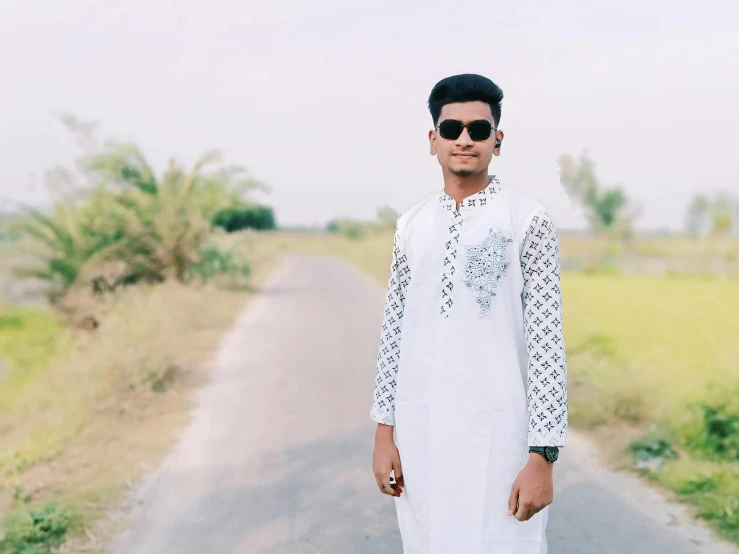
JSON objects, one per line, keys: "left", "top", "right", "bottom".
{"left": 455, "top": 127, "right": 474, "bottom": 146}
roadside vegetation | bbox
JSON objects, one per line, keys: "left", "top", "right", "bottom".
{"left": 0, "top": 116, "right": 277, "bottom": 553}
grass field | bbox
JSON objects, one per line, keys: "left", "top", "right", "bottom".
{"left": 271, "top": 228, "right": 739, "bottom": 545}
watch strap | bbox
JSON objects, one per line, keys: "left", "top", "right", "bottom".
{"left": 528, "top": 445, "right": 558, "bottom": 462}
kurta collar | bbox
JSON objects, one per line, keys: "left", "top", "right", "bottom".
{"left": 439, "top": 174, "right": 502, "bottom": 212}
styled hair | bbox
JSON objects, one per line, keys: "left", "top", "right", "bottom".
{"left": 428, "top": 74, "right": 504, "bottom": 127}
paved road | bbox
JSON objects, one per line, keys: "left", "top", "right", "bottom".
{"left": 112, "top": 255, "right": 737, "bottom": 554}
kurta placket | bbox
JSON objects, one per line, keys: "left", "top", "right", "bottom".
{"left": 371, "top": 175, "right": 568, "bottom": 554}
{"left": 440, "top": 205, "right": 463, "bottom": 318}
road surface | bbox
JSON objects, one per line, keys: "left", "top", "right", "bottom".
{"left": 112, "top": 255, "right": 737, "bottom": 554}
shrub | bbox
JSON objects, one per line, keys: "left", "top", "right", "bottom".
{"left": 186, "top": 245, "right": 251, "bottom": 289}
{"left": 0, "top": 505, "right": 70, "bottom": 554}
{"left": 629, "top": 425, "right": 679, "bottom": 469}
{"left": 684, "top": 402, "right": 739, "bottom": 461}
{"left": 14, "top": 136, "right": 267, "bottom": 301}
{"left": 212, "top": 204, "right": 276, "bottom": 232}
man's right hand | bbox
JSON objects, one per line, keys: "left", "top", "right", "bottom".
{"left": 373, "top": 423, "right": 404, "bottom": 497}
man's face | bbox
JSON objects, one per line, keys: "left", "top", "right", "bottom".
{"left": 428, "top": 101, "right": 503, "bottom": 177}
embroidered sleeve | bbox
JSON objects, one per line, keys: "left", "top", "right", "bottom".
{"left": 520, "top": 208, "right": 568, "bottom": 447}
{"left": 370, "top": 225, "right": 411, "bottom": 426}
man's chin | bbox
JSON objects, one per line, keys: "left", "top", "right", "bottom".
{"left": 449, "top": 167, "right": 479, "bottom": 178}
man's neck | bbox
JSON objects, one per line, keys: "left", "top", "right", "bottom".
{"left": 443, "top": 170, "right": 490, "bottom": 210}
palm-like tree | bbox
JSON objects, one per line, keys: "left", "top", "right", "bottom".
{"left": 16, "top": 140, "right": 266, "bottom": 300}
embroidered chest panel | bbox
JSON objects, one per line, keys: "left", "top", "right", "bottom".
{"left": 437, "top": 175, "right": 513, "bottom": 319}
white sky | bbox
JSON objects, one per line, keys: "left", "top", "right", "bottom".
{"left": 1, "top": 0, "right": 737, "bottom": 230}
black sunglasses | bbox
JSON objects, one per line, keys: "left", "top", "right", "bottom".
{"left": 436, "top": 119, "right": 496, "bottom": 141}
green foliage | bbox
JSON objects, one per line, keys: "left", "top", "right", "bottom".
{"left": 685, "top": 402, "right": 739, "bottom": 461}
{"left": 630, "top": 400, "right": 739, "bottom": 543}
{"left": 212, "top": 204, "right": 276, "bottom": 232}
{"left": 186, "top": 245, "right": 251, "bottom": 288}
{"left": 0, "top": 505, "right": 70, "bottom": 554}
{"left": 10, "top": 200, "right": 125, "bottom": 302}
{"left": 13, "top": 117, "right": 268, "bottom": 300}
{"left": 657, "top": 460, "right": 739, "bottom": 543}
{"left": 629, "top": 426, "right": 678, "bottom": 466}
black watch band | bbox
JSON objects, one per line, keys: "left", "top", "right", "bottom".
{"left": 528, "top": 446, "right": 559, "bottom": 463}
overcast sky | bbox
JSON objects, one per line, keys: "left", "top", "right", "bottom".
{"left": 1, "top": 0, "right": 737, "bottom": 230}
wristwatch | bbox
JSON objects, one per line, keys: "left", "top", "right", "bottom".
{"left": 528, "top": 446, "right": 559, "bottom": 463}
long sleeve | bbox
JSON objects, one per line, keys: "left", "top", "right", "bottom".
{"left": 370, "top": 225, "right": 411, "bottom": 426}
{"left": 520, "top": 207, "right": 568, "bottom": 447}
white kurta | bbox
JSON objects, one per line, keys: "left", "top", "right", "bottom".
{"left": 370, "top": 175, "right": 568, "bottom": 554}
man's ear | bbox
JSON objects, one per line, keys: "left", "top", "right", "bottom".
{"left": 428, "top": 129, "right": 437, "bottom": 155}
{"left": 493, "top": 129, "right": 505, "bottom": 156}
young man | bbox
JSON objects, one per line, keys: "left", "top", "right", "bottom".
{"left": 370, "top": 74, "right": 568, "bottom": 554}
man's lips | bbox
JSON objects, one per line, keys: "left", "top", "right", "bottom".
{"left": 453, "top": 153, "right": 476, "bottom": 159}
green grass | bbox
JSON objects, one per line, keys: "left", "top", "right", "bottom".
{"left": 0, "top": 308, "right": 66, "bottom": 382}
{"left": 0, "top": 307, "right": 79, "bottom": 479}
{"left": 561, "top": 272, "right": 739, "bottom": 542}
{"left": 562, "top": 273, "right": 738, "bottom": 426}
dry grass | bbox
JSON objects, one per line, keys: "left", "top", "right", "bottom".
{"left": 558, "top": 234, "right": 739, "bottom": 275}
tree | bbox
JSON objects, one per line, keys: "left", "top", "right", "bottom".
{"left": 14, "top": 115, "right": 270, "bottom": 300}
{"left": 376, "top": 205, "right": 399, "bottom": 228}
{"left": 685, "top": 194, "right": 711, "bottom": 237}
{"left": 557, "top": 150, "right": 639, "bottom": 240}
{"left": 685, "top": 191, "right": 739, "bottom": 237}
{"left": 212, "top": 204, "right": 276, "bottom": 232}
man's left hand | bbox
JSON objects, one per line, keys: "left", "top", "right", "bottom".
{"left": 507, "top": 453, "right": 554, "bottom": 521}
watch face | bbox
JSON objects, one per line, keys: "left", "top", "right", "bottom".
{"left": 545, "top": 446, "right": 559, "bottom": 462}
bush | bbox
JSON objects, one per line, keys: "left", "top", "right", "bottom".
{"left": 14, "top": 138, "right": 267, "bottom": 301}
{"left": 186, "top": 245, "right": 251, "bottom": 289}
{"left": 685, "top": 402, "right": 739, "bottom": 461}
{"left": 0, "top": 505, "right": 70, "bottom": 554}
{"left": 212, "top": 204, "right": 276, "bottom": 232}
{"left": 629, "top": 425, "right": 679, "bottom": 469}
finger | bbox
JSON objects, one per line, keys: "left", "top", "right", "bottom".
{"left": 391, "top": 474, "right": 404, "bottom": 496}
{"left": 380, "top": 481, "right": 401, "bottom": 496}
{"left": 507, "top": 484, "right": 519, "bottom": 516}
{"left": 390, "top": 483, "right": 403, "bottom": 497}
{"left": 387, "top": 471, "right": 404, "bottom": 497}
{"left": 377, "top": 472, "right": 398, "bottom": 496}
{"left": 514, "top": 498, "right": 529, "bottom": 521}
{"left": 525, "top": 504, "right": 542, "bottom": 521}
{"left": 395, "top": 473, "right": 404, "bottom": 489}
{"left": 391, "top": 454, "right": 404, "bottom": 486}
{"left": 394, "top": 457, "right": 404, "bottom": 485}
{"left": 375, "top": 469, "right": 391, "bottom": 491}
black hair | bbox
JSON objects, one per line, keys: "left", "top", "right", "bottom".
{"left": 428, "top": 74, "right": 504, "bottom": 127}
